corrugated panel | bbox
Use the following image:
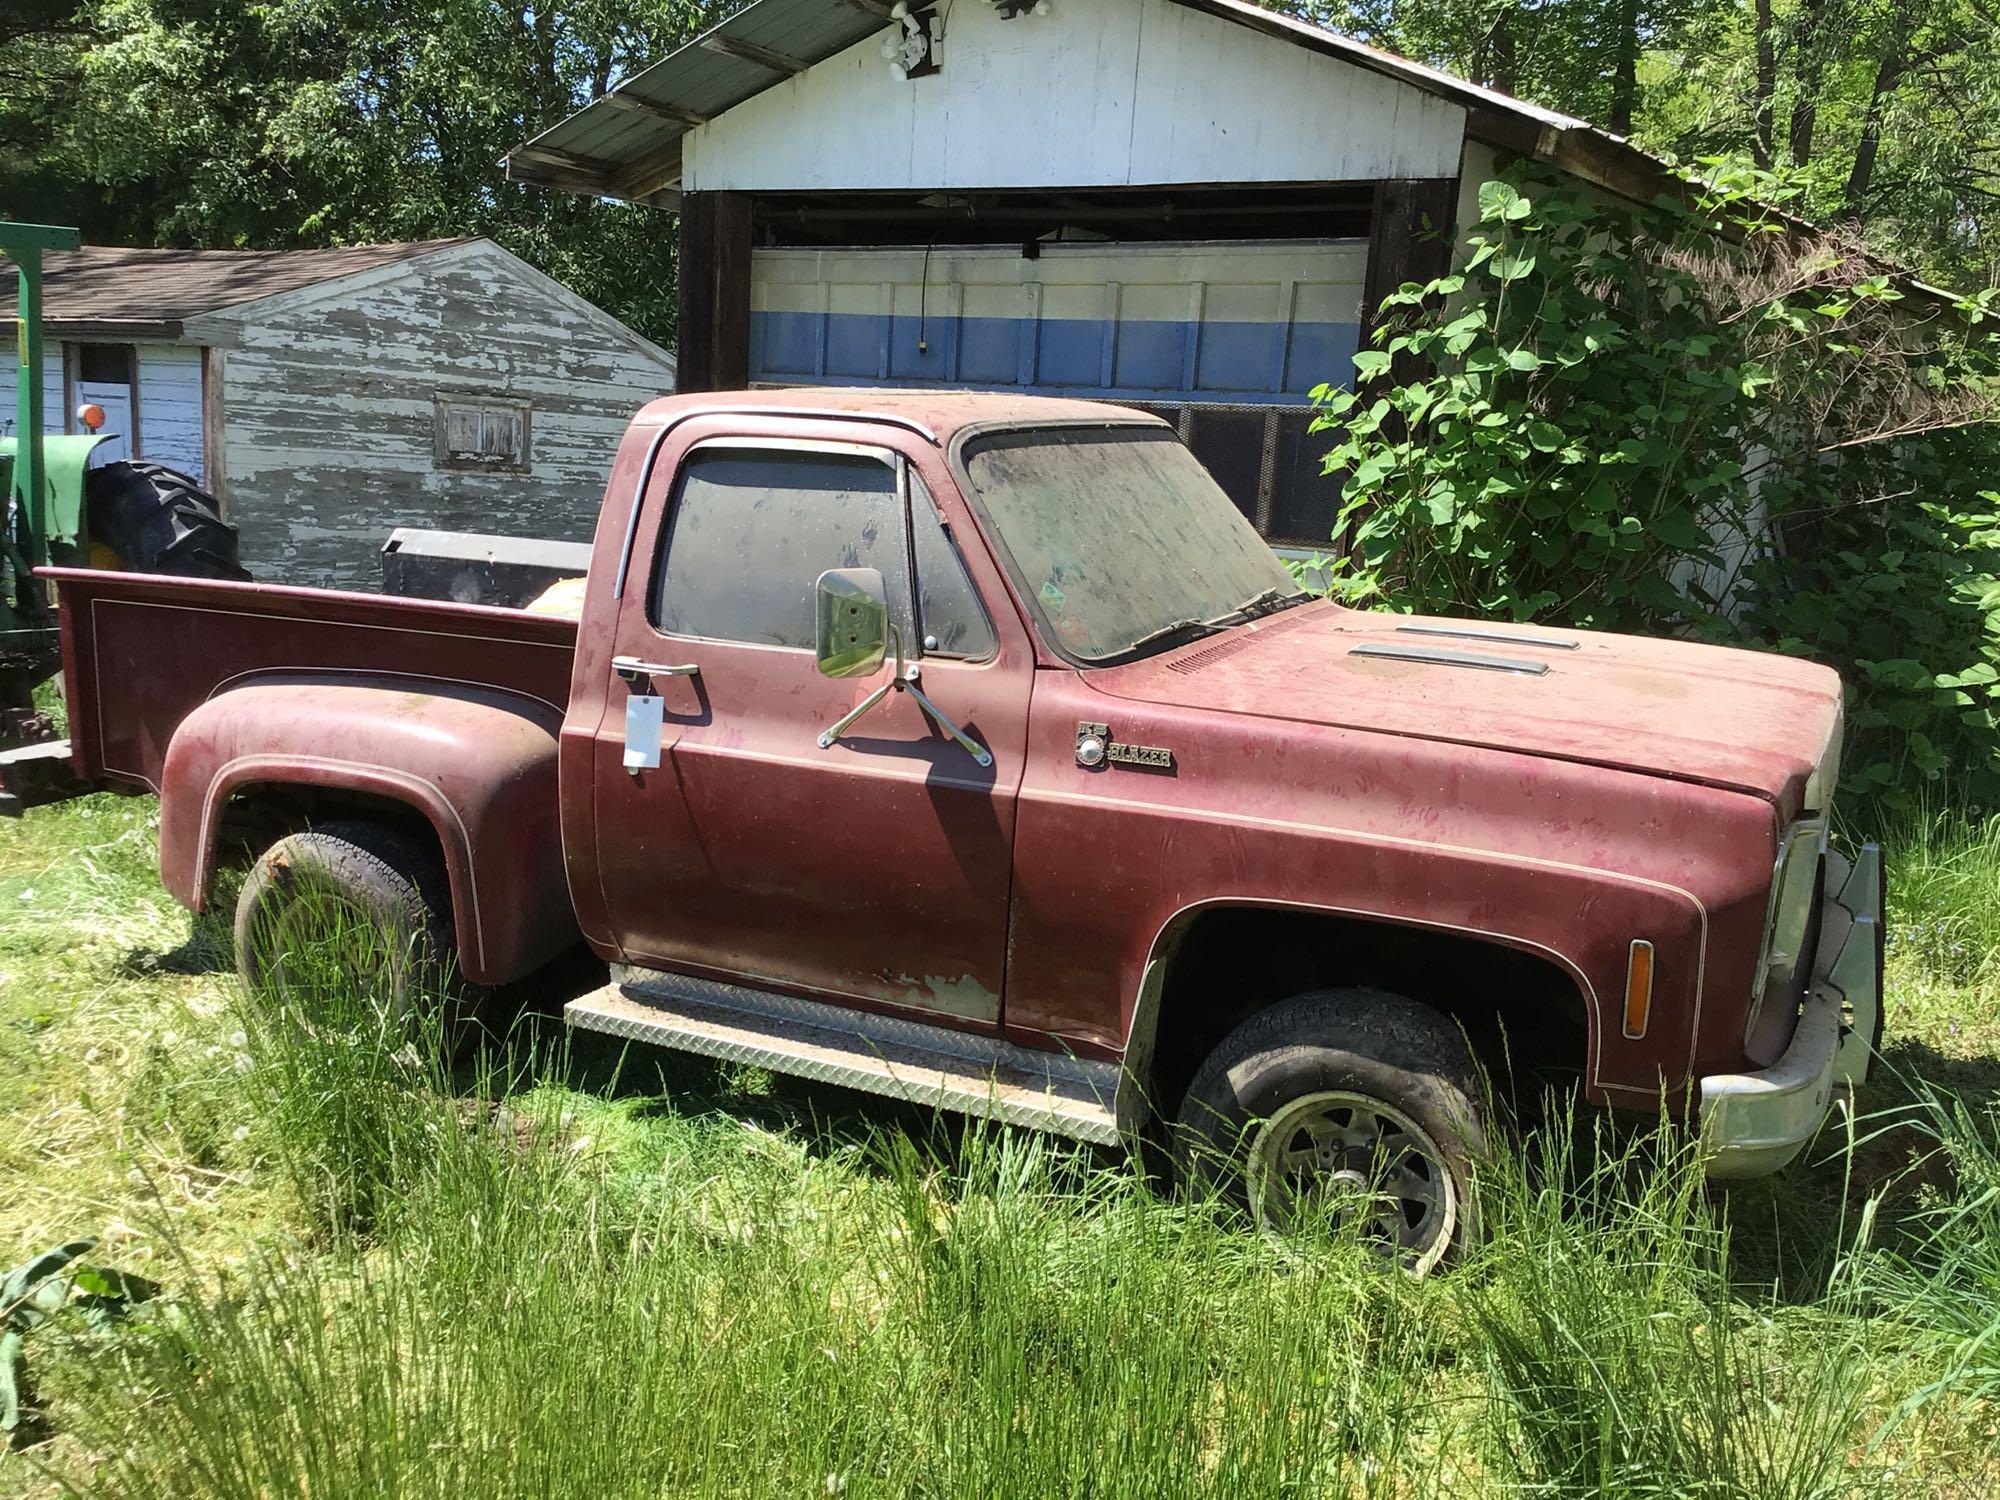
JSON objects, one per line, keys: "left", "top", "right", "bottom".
{"left": 507, "top": 0, "right": 1603, "bottom": 199}
{"left": 513, "top": 0, "right": 885, "bottom": 190}
{"left": 748, "top": 240, "right": 1367, "bottom": 404}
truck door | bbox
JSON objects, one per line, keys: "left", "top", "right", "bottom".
{"left": 586, "top": 429, "right": 1031, "bottom": 1027}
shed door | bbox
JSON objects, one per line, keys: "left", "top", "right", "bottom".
{"left": 747, "top": 240, "right": 1363, "bottom": 550}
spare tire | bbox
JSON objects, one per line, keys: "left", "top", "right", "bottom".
{"left": 85, "top": 460, "right": 250, "bottom": 580}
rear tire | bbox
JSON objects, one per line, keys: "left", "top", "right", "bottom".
{"left": 85, "top": 460, "right": 249, "bottom": 580}
{"left": 233, "top": 820, "right": 460, "bottom": 1029}
{"left": 1173, "top": 988, "right": 1487, "bottom": 1275}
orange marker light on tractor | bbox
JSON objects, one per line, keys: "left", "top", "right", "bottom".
{"left": 1623, "top": 940, "right": 1655, "bottom": 1039}
{"left": 76, "top": 402, "right": 105, "bottom": 432}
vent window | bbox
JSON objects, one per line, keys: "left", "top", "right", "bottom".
{"left": 435, "top": 395, "right": 531, "bottom": 473}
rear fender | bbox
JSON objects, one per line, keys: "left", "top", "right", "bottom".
{"left": 159, "top": 673, "right": 574, "bottom": 984}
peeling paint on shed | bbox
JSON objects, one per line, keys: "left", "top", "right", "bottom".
{"left": 181, "top": 240, "right": 676, "bottom": 589}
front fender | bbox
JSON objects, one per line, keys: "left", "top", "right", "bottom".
{"left": 159, "top": 674, "right": 574, "bottom": 984}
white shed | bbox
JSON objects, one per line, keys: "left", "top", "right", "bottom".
{"left": 0, "top": 238, "right": 677, "bottom": 589}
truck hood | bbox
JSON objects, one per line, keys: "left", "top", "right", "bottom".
{"left": 1086, "top": 602, "right": 1843, "bottom": 811}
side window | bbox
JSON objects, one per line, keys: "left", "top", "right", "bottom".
{"left": 652, "top": 447, "right": 911, "bottom": 648}
{"left": 910, "top": 476, "right": 998, "bottom": 660}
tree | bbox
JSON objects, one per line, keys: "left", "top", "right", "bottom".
{"left": 0, "top": 2, "right": 737, "bottom": 342}
{"left": 1259, "top": 0, "right": 2000, "bottom": 290}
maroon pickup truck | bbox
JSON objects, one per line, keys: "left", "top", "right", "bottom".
{"left": 39, "top": 389, "right": 1881, "bottom": 1270}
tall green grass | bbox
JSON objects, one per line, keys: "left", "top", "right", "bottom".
{"left": 1882, "top": 809, "right": 2000, "bottom": 988}
{"left": 14, "top": 799, "right": 2000, "bottom": 1494}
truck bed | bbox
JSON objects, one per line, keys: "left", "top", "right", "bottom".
{"left": 44, "top": 568, "right": 578, "bottom": 794}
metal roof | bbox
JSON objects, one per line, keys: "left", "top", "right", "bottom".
{"left": 10, "top": 239, "right": 476, "bottom": 337}
{"left": 505, "top": 0, "right": 1670, "bottom": 206}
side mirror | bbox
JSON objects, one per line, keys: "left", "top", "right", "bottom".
{"left": 814, "top": 567, "right": 889, "bottom": 679}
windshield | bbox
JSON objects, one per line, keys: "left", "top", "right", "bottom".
{"left": 960, "top": 426, "right": 1302, "bottom": 663}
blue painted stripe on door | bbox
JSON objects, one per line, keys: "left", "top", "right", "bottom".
{"left": 751, "top": 310, "right": 1360, "bottom": 404}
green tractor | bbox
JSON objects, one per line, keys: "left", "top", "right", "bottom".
{"left": 3, "top": 220, "right": 247, "bottom": 801}
{"left": 2, "top": 222, "right": 244, "bottom": 752}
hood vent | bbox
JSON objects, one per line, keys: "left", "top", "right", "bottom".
{"left": 1164, "top": 607, "right": 1319, "bottom": 675}
{"left": 1350, "top": 641, "right": 1551, "bottom": 676}
{"left": 1396, "top": 623, "right": 1580, "bottom": 651}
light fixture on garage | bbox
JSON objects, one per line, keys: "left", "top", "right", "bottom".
{"left": 881, "top": 2, "right": 943, "bottom": 80}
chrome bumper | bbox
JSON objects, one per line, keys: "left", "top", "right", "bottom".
{"left": 1699, "top": 843, "right": 1883, "bottom": 1179}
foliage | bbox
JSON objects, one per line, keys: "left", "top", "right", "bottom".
{"left": 2, "top": 1237, "right": 156, "bottom": 1440}
{"left": 1311, "top": 161, "right": 2000, "bottom": 811}
{"left": 1264, "top": 0, "right": 2000, "bottom": 291}
{"left": 0, "top": 2, "right": 740, "bottom": 344}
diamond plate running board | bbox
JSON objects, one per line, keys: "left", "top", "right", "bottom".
{"left": 565, "top": 968, "right": 1123, "bottom": 1146}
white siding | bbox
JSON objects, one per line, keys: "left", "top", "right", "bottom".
{"left": 187, "top": 243, "right": 676, "bottom": 589}
{"left": 136, "top": 342, "right": 205, "bottom": 482}
{"left": 0, "top": 352, "right": 65, "bottom": 442}
{"left": 683, "top": 0, "right": 1466, "bottom": 192}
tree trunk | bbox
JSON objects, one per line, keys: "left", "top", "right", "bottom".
{"left": 1753, "top": 0, "right": 1777, "bottom": 167}
{"left": 1609, "top": 0, "right": 1641, "bottom": 135}
{"left": 1788, "top": 0, "right": 1826, "bottom": 166}
{"left": 1479, "top": 5, "right": 1518, "bottom": 93}
{"left": 1845, "top": 15, "right": 1915, "bottom": 213}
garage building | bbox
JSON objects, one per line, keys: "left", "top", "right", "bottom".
{"left": 507, "top": 0, "right": 1669, "bottom": 551}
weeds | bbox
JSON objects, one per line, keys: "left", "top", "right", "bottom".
{"left": 4, "top": 799, "right": 2000, "bottom": 1493}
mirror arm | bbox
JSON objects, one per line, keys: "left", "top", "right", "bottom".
{"left": 815, "top": 626, "right": 995, "bottom": 767}
{"left": 903, "top": 680, "right": 994, "bottom": 768}
{"left": 816, "top": 680, "right": 895, "bottom": 751}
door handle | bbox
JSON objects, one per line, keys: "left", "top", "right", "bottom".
{"left": 612, "top": 655, "right": 700, "bottom": 685}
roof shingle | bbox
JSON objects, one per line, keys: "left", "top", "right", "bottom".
{"left": 6, "top": 238, "right": 478, "bottom": 334}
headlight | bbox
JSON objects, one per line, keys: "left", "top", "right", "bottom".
{"left": 1744, "top": 818, "right": 1826, "bottom": 1043}
{"left": 1803, "top": 702, "right": 1844, "bottom": 814}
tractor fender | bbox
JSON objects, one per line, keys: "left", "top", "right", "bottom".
{"left": 158, "top": 674, "right": 576, "bottom": 985}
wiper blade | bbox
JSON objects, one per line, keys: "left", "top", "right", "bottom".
{"left": 1226, "top": 585, "right": 1313, "bottom": 621}
{"left": 1125, "top": 616, "right": 1224, "bottom": 653}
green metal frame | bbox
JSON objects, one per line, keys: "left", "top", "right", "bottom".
{"left": 3, "top": 221, "right": 86, "bottom": 646}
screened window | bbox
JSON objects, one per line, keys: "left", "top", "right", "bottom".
{"left": 435, "top": 395, "right": 531, "bottom": 472}
{"left": 653, "top": 447, "right": 911, "bottom": 649}
{"left": 910, "top": 476, "right": 997, "bottom": 660}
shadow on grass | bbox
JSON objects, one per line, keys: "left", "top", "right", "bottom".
{"left": 458, "top": 945, "right": 1097, "bottom": 1185}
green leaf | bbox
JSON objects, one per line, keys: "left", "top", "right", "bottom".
{"left": 1646, "top": 510, "right": 1710, "bottom": 550}
{"left": 1350, "top": 350, "right": 1393, "bottom": 380}
{"left": 1492, "top": 252, "right": 1537, "bottom": 283}
{"left": 1477, "top": 180, "right": 1531, "bottom": 224}
{"left": 1504, "top": 348, "right": 1543, "bottom": 372}
{"left": 1, "top": 1240, "right": 95, "bottom": 1336}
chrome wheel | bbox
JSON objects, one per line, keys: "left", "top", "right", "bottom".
{"left": 1245, "top": 1090, "right": 1458, "bottom": 1275}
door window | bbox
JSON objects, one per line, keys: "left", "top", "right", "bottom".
{"left": 652, "top": 447, "right": 911, "bottom": 649}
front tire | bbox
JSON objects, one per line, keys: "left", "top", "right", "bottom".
{"left": 1173, "top": 989, "right": 1487, "bottom": 1275}
{"left": 233, "top": 820, "right": 458, "bottom": 1027}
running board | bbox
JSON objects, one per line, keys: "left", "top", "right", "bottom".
{"left": 564, "top": 967, "right": 1124, "bottom": 1146}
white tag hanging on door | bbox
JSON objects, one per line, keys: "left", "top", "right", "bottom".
{"left": 623, "top": 694, "right": 664, "bottom": 771}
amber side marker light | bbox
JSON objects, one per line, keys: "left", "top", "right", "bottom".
{"left": 1623, "top": 939, "right": 1655, "bottom": 1039}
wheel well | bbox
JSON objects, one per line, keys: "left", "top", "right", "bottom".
{"left": 207, "top": 783, "right": 444, "bottom": 899}
{"left": 1141, "top": 906, "right": 1592, "bottom": 1123}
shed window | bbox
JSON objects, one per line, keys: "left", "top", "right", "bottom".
{"left": 435, "top": 396, "right": 531, "bottom": 472}
{"left": 76, "top": 344, "right": 134, "bottom": 385}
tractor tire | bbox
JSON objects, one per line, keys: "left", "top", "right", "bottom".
{"left": 84, "top": 460, "right": 250, "bottom": 580}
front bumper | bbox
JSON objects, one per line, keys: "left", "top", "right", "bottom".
{"left": 1699, "top": 843, "right": 1883, "bottom": 1179}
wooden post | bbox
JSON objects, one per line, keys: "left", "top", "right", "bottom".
{"left": 675, "top": 191, "right": 753, "bottom": 393}
{"left": 1361, "top": 178, "right": 1459, "bottom": 386}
